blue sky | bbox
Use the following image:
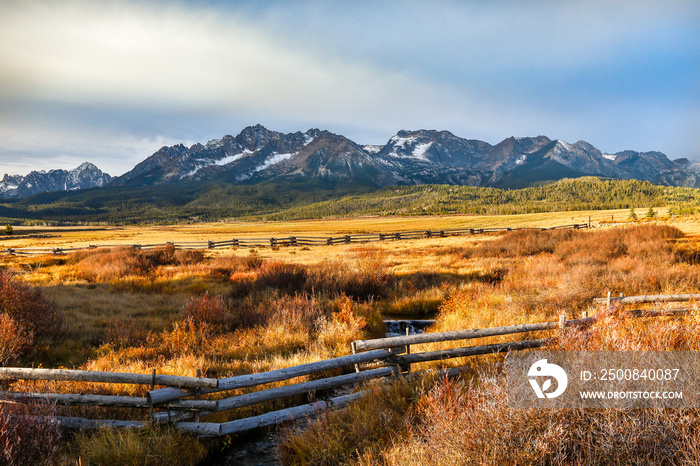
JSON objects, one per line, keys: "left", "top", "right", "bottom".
{"left": 1, "top": 0, "right": 698, "bottom": 176}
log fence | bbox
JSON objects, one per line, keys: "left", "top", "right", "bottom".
{"left": 0, "top": 223, "right": 588, "bottom": 256}
{"left": 2, "top": 289, "right": 683, "bottom": 439}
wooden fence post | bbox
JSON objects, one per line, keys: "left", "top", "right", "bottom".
{"left": 351, "top": 342, "right": 360, "bottom": 373}
{"left": 149, "top": 369, "right": 156, "bottom": 421}
{"left": 400, "top": 327, "right": 412, "bottom": 373}
{"left": 344, "top": 235, "right": 351, "bottom": 244}
{"left": 607, "top": 291, "right": 612, "bottom": 307}
{"left": 558, "top": 314, "right": 566, "bottom": 329}
{"left": 195, "top": 369, "right": 201, "bottom": 422}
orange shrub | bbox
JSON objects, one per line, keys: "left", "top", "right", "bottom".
{"left": 0, "top": 270, "right": 62, "bottom": 343}
{"left": 72, "top": 246, "right": 152, "bottom": 282}
{"left": 0, "top": 314, "right": 30, "bottom": 365}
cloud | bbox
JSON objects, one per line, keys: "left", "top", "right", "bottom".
{"left": 0, "top": 1, "right": 470, "bottom": 123}
{"left": 0, "top": 0, "right": 698, "bottom": 176}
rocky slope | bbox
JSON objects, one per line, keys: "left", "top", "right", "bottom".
{"left": 111, "top": 125, "right": 697, "bottom": 189}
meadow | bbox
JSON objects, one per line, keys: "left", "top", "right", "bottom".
{"left": 2, "top": 210, "right": 700, "bottom": 464}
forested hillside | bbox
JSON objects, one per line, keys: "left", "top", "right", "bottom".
{"left": 1, "top": 177, "right": 699, "bottom": 225}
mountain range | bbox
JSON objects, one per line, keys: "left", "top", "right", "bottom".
{"left": 0, "top": 162, "right": 111, "bottom": 198}
{"left": 2, "top": 125, "right": 698, "bottom": 199}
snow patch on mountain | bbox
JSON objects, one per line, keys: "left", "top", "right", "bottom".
{"left": 389, "top": 135, "right": 417, "bottom": 150}
{"left": 363, "top": 145, "right": 382, "bottom": 154}
{"left": 412, "top": 142, "right": 433, "bottom": 160}
{"left": 216, "top": 150, "right": 251, "bottom": 166}
{"left": 254, "top": 152, "right": 294, "bottom": 172}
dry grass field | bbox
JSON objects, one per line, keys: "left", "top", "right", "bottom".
{"left": 2, "top": 210, "right": 700, "bottom": 464}
{"left": 0, "top": 207, "right": 671, "bottom": 248}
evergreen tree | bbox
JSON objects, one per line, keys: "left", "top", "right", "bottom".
{"left": 628, "top": 207, "right": 637, "bottom": 220}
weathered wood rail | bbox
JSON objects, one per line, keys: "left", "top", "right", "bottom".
{"left": 0, "top": 223, "right": 588, "bottom": 256}
{"left": 4, "top": 290, "right": 684, "bottom": 438}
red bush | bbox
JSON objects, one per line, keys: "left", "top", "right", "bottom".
{"left": 0, "top": 270, "right": 62, "bottom": 343}
{"left": 183, "top": 292, "right": 230, "bottom": 329}
{"left": 0, "top": 399, "right": 62, "bottom": 465}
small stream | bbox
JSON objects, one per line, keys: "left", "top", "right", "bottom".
{"left": 383, "top": 319, "right": 435, "bottom": 337}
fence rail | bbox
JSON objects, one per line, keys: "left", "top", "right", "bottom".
{"left": 0, "top": 223, "right": 589, "bottom": 256}
{"left": 4, "top": 289, "right": 682, "bottom": 438}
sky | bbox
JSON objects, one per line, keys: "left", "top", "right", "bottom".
{"left": 0, "top": 0, "right": 699, "bottom": 177}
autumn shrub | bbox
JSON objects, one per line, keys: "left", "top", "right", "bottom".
{"left": 143, "top": 243, "right": 177, "bottom": 266}
{"left": 0, "top": 399, "right": 62, "bottom": 466}
{"left": 207, "top": 254, "right": 248, "bottom": 279}
{"left": 105, "top": 318, "right": 147, "bottom": 349}
{"left": 183, "top": 292, "right": 231, "bottom": 330}
{"left": 307, "top": 247, "right": 391, "bottom": 300}
{"left": 0, "top": 314, "right": 30, "bottom": 365}
{"left": 0, "top": 270, "right": 63, "bottom": 343}
{"left": 312, "top": 294, "right": 376, "bottom": 355}
{"left": 156, "top": 317, "right": 211, "bottom": 356}
{"left": 257, "top": 261, "right": 308, "bottom": 293}
{"left": 245, "top": 250, "right": 263, "bottom": 269}
{"left": 268, "top": 294, "right": 325, "bottom": 331}
{"left": 174, "top": 248, "right": 205, "bottom": 265}
{"left": 72, "top": 247, "right": 152, "bottom": 282}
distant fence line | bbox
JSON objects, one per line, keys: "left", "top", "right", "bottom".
{"left": 0, "top": 223, "right": 589, "bottom": 256}
{"left": 2, "top": 291, "right": 688, "bottom": 438}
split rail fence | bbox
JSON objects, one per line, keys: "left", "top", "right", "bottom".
{"left": 0, "top": 223, "right": 588, "bottom": 256}
{"left": 1, "top": 291, "right": 688, "bottom": 438}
